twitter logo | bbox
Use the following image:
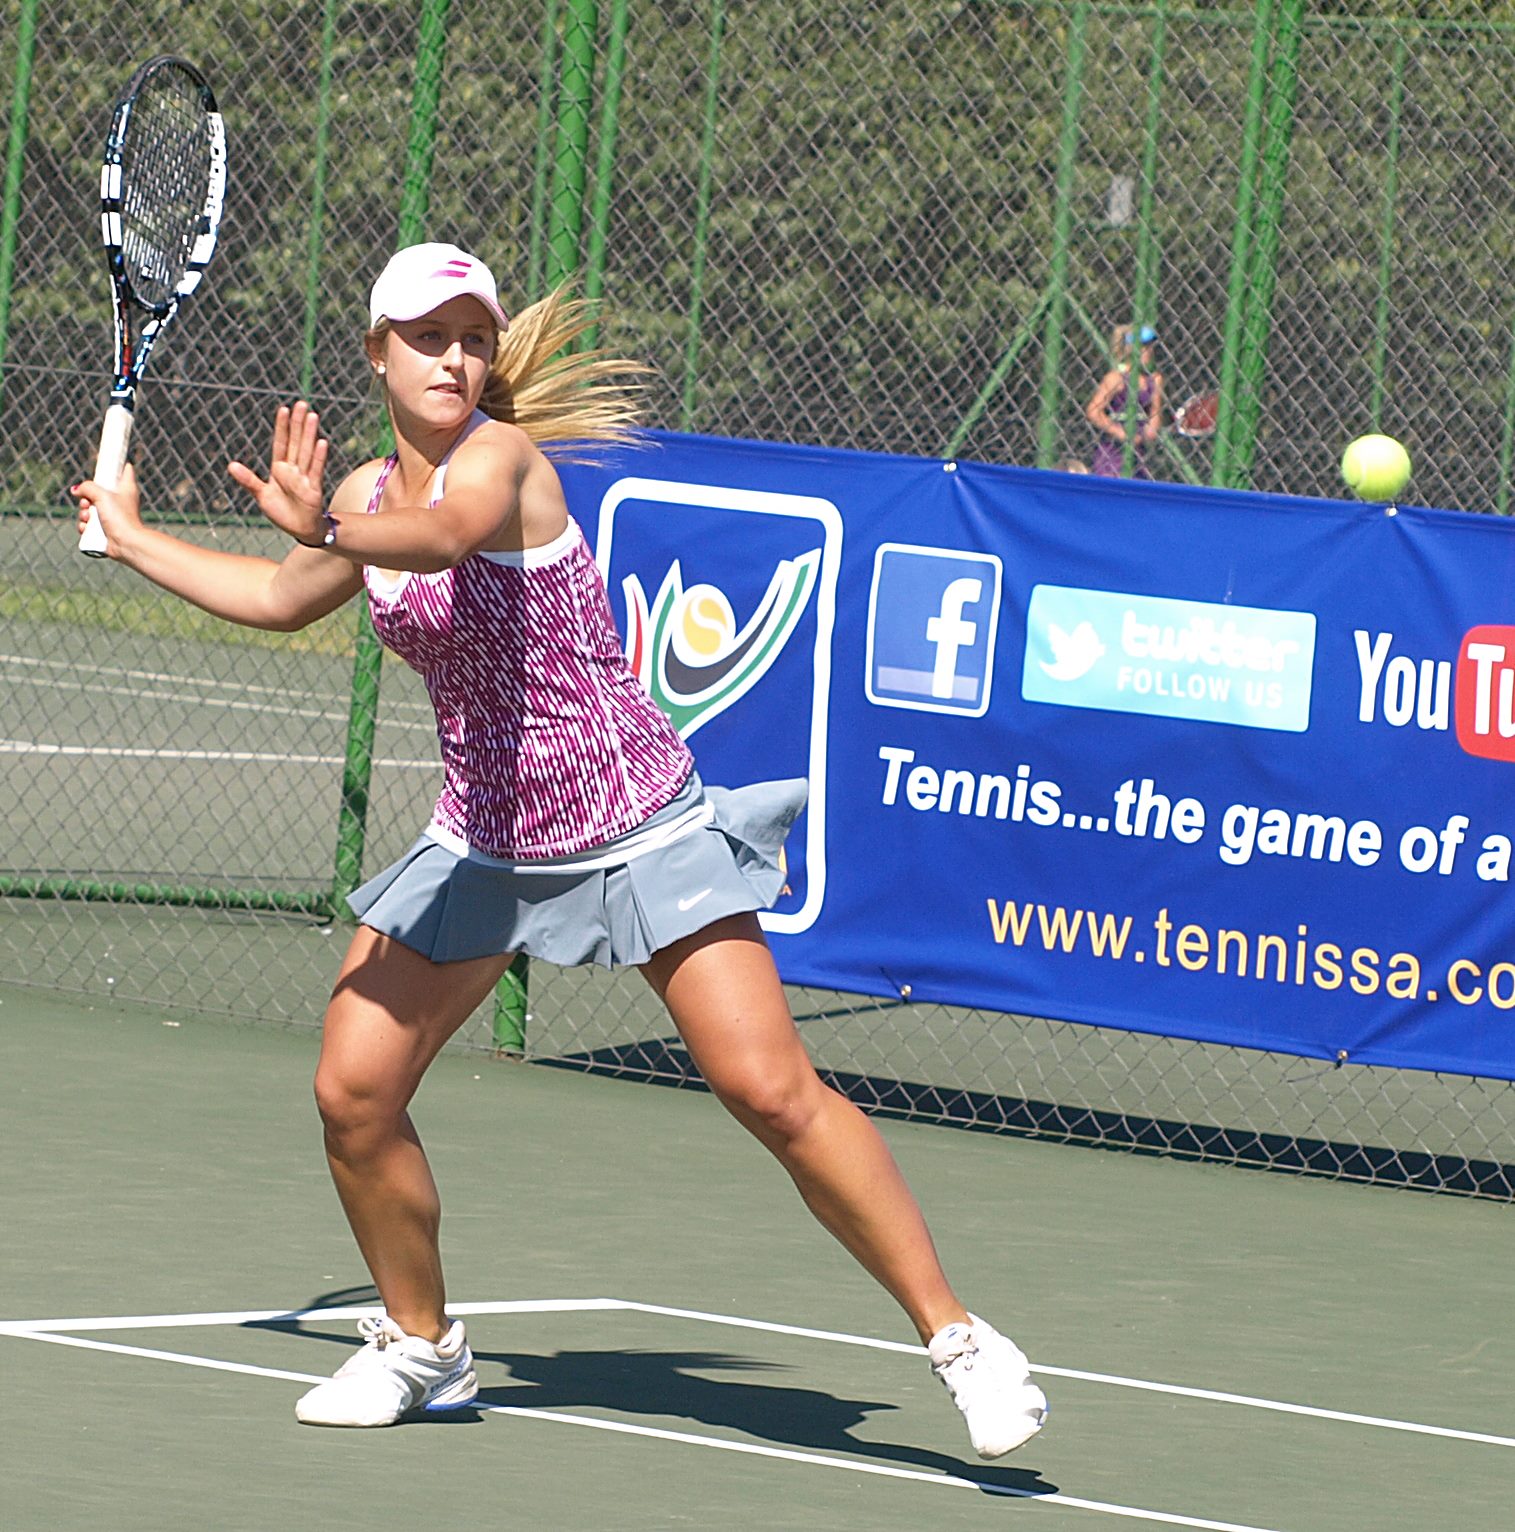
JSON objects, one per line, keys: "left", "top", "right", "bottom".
{"left": 1022, "top": 582, "right": 1316, "bottom": 732}
{"left": 1039, "top": 620, "right": 1105, "bottom": 682}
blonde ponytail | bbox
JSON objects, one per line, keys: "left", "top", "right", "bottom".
{"left": 479, "top": 288, "right": 649, "bottom": 457}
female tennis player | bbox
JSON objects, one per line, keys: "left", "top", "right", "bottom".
{"left": 1086, "top": 322, "right": 1165, "bottom": 478}
{"left": 70, "top": 243, "right": 1046, "bottom": 1458}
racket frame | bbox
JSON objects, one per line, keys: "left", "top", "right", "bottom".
{"left": 81, "top": 56, "right": 226, "bottom": 556}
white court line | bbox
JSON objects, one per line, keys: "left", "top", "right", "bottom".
{"left": 1, "top": 652, "right": 432, "bottom": 716}
{"left": 0, "top": 741, "right": 438, "bottom": 770}
{"left": 593, "top": 1301, "right": 1515, "bottom": 1450}
{"left": 0, "top": 1298, "right": 624, "bottom": 1334}
{"left": 3, "top": 1326, "right": 1285, "bottom": 1532}
{"left": 1020, "top": 1363, "right": 1515, "bottom": 1448}
{"left": 456, "top": 1405, "right": 1285, "bottom": 1532}
{"left": 1, "top": 672, "right": 409, "bottom": 730}
{"left": 1, "top": 654, "right": 435, "bottom": 732}
{"left": 3, "top": 1297, "right": 1511, "bottom": 1450}
{"left": 3, "top": 1328, "right": 322, "bottom": 1387}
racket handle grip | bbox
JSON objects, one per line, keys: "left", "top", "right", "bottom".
{"left": 80, "top": 401, "right": 134, "bottom": 557}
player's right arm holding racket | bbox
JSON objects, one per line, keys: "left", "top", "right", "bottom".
{"left": 69, "top": 401, "right": 365, "bottom": 631}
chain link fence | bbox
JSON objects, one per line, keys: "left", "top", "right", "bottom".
{"left": 3, "top": 0, "right": 1512, "bottom": 1197}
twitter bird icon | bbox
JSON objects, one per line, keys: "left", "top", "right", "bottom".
{"left": 1039, "top": 620, "right": 1106, "bottom": 682}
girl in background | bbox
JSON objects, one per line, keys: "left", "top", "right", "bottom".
{"left": 1086, "top": 323, "right": 1164, "bottom": 478}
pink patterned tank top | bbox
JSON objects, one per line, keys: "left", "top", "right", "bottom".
{"left": 361, "top": 421, "right": 693, "bottom": 858}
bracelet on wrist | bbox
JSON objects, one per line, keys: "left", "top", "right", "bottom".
{"left": 296, "top": 511, "right": 339, "bottom": 549}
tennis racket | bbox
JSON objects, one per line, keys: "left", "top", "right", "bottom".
{"left": 80, "top": 56, "right": 226, "bottom": 557}
{"left": 1172, "top": 389, "right": 1219, "bottom": 439}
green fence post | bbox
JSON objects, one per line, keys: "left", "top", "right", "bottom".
{"left": 502, "top": 0, "right": 600, "bottom": 1053}
{"left": 583, "top": 0, "right": 629, "bottom": 339}
{"left": 1369, "top": 27, "right": 1408, "bottom": 432}
{"left": 490, "top": 952, "right": 530, "bottom": 1054}
{"left": 1231, "top": 0, "right": 1305, "bottom": 486}
{"left": 528, "top": 0, "right": 562, "bottom": 302}
{"left": 1035, "top": 0, "right": 1089, "bottom": 470}
{"left": 943, "top": 291, "right": 1054, "bottom": 459}
{"left": 546, "top": 0, "right": 599, "bottom": 291}
{"left": 1123, "top": 0, "right": 1169, "bottom": 479}
{"left": 299, "top": 0, "right": 341, "bottom": 400}
{"left": 0, "top": 0, "right": 39, "bottom": 420}
{"left": 332, "top": 0, "right": 453, "bottom": 912}
{"left": 397, "top": 0, "right": 451, "bottom": 242}
{"left": 681, "top": 0, "right": 727, "bottom": 432}
{"left": 1213, "top": 0, "right": 1277, "bottom": 488}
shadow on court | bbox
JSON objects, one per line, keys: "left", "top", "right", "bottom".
{"left": 473, "top": 1343, "right": 1061, "bottom": 1498}
{"left": 266, "top": 1319, "right": 1059, "bottom": 1497}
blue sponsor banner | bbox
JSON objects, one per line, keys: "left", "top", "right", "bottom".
{"left": 560, "top": 432, "right": 1515, "bottom": 1082}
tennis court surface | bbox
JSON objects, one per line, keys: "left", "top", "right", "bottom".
{"left": 3, "top": 980, "right": 1511, "bottom": 1532}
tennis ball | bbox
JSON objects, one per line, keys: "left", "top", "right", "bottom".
{"left": 1341, "top": 434, "right": 1411, "bottom": 501}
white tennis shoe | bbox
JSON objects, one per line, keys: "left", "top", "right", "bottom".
{"left": 928, "top": 1313, "right": 1047, "bottom": 1458}
{"left": 295, "top": 1315, "right": 477, "bottom": 1427}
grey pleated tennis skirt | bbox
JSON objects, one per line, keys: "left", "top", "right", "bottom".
{"left": 346, "top": 772, "right": 807, "bottom": 967}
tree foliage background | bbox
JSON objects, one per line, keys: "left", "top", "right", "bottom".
{"left": 3, "top": 0, "right": 1515, "bottom": 515}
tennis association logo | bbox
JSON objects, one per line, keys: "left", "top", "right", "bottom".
{"left": 622, "top": 553, "right": 821, "bottom": 737}
{"left": 590, "top": 473, "right": 842, "bottom": 936}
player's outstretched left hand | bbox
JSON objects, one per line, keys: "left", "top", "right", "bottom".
{"left": 228, "top": 401, "right": 330, "bottom": 545}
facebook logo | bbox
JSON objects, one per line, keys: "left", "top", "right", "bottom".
{"left": 865, "top": 543, "right": 1002, "bottom": 715}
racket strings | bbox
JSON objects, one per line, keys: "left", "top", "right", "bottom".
{"left": 119, "top": 67, "right": 211, "bottom": 312}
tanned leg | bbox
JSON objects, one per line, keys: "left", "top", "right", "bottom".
{"left": 313, "top": 928, "right": 511, "bottom": 1341}
{"left": 642, "top": 913, "right": 968, "bottom": 1344}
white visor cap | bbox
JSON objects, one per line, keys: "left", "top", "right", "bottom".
{"left": 368, "top": 242, "right": 510, "bottom": 330}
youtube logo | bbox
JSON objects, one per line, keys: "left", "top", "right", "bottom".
{"left": 1456, "top": 626, "right": 1515, "bottom": 762}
